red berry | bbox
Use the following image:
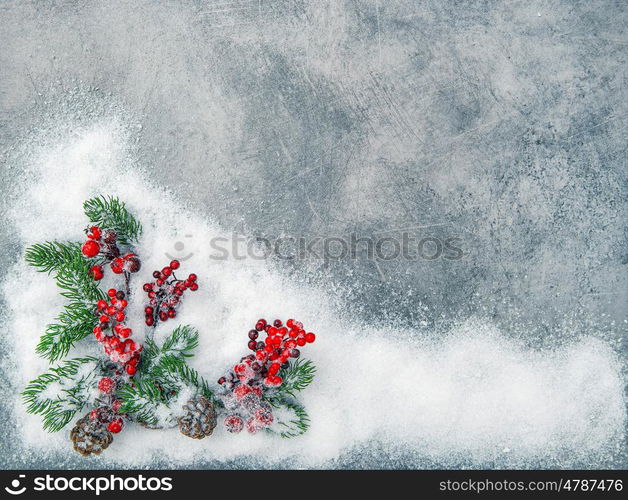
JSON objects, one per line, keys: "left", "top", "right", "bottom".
{"left": 159, "top": 311, "right": 168, "bottom": 322}
{"left": 305, "top": 332, "right": 316, "bottom": 343}
{"left": 248, "top": 340, "right": 257, "bottom": 350}
{"left": 167, "top": 309, "right": 176, "bottom": 318}
{"left": 189, "top": 283, "right": 199, "bottom": 291}
{"left": 233, "top": 384, "right": 252, "bottom": 400}
{"left": 97, "top": 299, "right": 108, "bottom": 310}
{"left": 143, "top": 283, "right": 153, "bottom": 292}
{"left": 107, "top": 419, "right": 123, "bottom": 433}
{"left": 145, "top": 316, "right": 154, "bottom": 326}
{"left": 268, "top": 363, "right": 280, "bottom": 375}
{"left": 87, "top": 226, "right": 101, "bottom": 240}
{"left": 89, "top": 265, "right": 104, "bottom": 280}
{"left": 89, "top": 409, "right": 99, "bottom": 421}
{"left": 81, "top": 240, "right": 100, "bottom": 258}
{"left": 126, "top": 364, "right": 137, "bottom": 375}
{"left": 115, "top": 311, "right": 125, "bottom": 322}
{"left": 225, "top": 415, "right": 244, "bottom": 433}
{"left": 188, "top": 273, "right": 197, "bottom": 282}
{"left": 107, "top": 289, "right": 117, "bottom": 297}
{"left": 170, "top": 260, "right": 180, "bottom": 270}
{"left": 162, "top": 267, "right": 172, "bottom": 277}
{"left": 98, "top": 377, "right": 115, "bottom": 394}
{"left": 144, "top": 306, "right": 153, "bottom": 315}
{"left": 297, "top": 337, "right": 306, "bottom": 346}
{"left": 110, "top": 258, "right": 124, "bottom": 274}
{"left": 112, "top": 399, "right": 122, "bottom": 412}
{"left": 246, "top": 418, "right": 259, "bottom": 434}
{"left": 254, "top": 407, "right": 274, "bottom": 426}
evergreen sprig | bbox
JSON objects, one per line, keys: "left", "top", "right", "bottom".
{"left": 118, "top": 379, "right": 172, "bottom": 427}
{"left": 36, "top": 303, "right": 97, "bottom": 361}
{"left": 25, "top": 241, "right": 105, "bottom": 304}
{"left": 83, "top": 196, "right": 142, "bottom": 245}
{"left": 141, "top": 325, "right": 200, "bottom": 372}
{"left": 265, "top": 396, "right": 311, "bottom": 438}
{"left": 22, "top": 357, "right": 100, "bottom": 432}
{"left": 274, "top": 358, "right": 316, "bottom": 398}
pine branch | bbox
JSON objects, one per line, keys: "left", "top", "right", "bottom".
{"left": 25, "top": 241, "right": 106, "bottom": 304}
{"left": 265, "top": 396, "right": 311, "bottom": 438}
{"left": 140, "top": 325, "right": 199, "bottom": 373}
{"left": 274, "top": 358, "right": 316, "bottom": 398}
{"left": 36, "top": 303, "right": 97, "bottom": 361}
{"left": 161, "top": 325, "right": 199, "bottom": 358}
{"left": 83, "top": 196, "right": 142, "bottom": 245}
{"left": 117, "top": 379, "right": 173, "bottom": 427}
{"left": 151, "top": 355, "right": 215, "bottom": 402}
{"left": 25, "top": 242, "right": 82, "bottom": 274}
{"left": 22, "top": 357, "right": 100, "bottom": 432}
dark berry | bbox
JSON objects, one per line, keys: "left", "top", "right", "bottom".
{"left": 248, "top": 330, "right": 258, "bottom": 340}
{"left": 116, "top": 291, "right": 125, "bottom": 300}
{"left": 152, "top": 271, "right": 161, "bottom": 279}
{"left": 248, "top": 340, "right": 257, "bottom": 350}
{"left": 273, "top": 319, "right": 282, "bottom": 327}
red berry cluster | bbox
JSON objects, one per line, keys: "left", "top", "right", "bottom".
{"left": 217, "top": 318, "right": 316, "bottom": 434}
{"left": 90, "top": 377, "right": 124, "bottom": 433}
{"left": 220, "top": 356, "right": 274, "bottom": 434}
{"left": 250, "top": 318, "right": 315, "bottom": 386}
{"left": 142, "top": 260, "right": 198, "bottom": 326}
{"left": 93, "top": 288, "right": 142, "bottom": 375}
{"left": 81, "top": 225, "right": 141, "bottom": 280}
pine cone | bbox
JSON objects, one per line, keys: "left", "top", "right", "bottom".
{"left": 177, "top": 396, "right": 217, "bottom": 439}
{"left": 70, "top": 416, "right": 113, "bottom": 456}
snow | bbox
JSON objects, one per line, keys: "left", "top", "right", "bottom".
{"left": 1, "top": 119, "right": 625, "bottom": 468}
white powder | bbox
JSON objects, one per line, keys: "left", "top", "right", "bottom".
{"left": 2, "top": 119, "right": 625, "bottom": 467}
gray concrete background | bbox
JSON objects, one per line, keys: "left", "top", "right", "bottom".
{"left": 0, "top": 0, "right": 626, "bottom": 468}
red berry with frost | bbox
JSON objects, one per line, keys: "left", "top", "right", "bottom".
{"left": 97, "top": 300, "right": 108, "bottom": 310}
{"left": 107, "top": 419, "right": 123, "bottom": 433}
{"left": 98, "top": 377, "right": 115, "bottom": 394}
{"left": 89, "top": 265, "right": 104, "bottom": 280}
{"left": 225, "top": 415, "right": 244, "bottom": 433}
{"left": 81, "top": 240, "right": 100, "bottom": 258}
{"left": 110, "top": 258, "right": 124, "bottom": 274}
{"left": 87, "top": 226, "right": 101, "bottom": 240}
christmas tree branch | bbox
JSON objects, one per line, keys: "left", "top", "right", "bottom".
{"left": 83, "top": 196, "right": 142, "bottom": 245}
{"left": 265, "top": 396, "right": 311, "bottom": 438}
{"left": 25, "top": 241, "right": 106, "bottom": 304}
{"left": 36, "top": 303, "right": 97, "bottom": 361}
{"left": 273, "top": 358, "right": 316, "bottom": 398}
{"left": 22, "top": 357, "right": 100, "bottom": 432}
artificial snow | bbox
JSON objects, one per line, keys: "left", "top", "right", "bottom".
{"left": 1, "top": 119, "right": 625, "bottom": 468}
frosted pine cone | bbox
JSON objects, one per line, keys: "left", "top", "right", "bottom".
{"left": 178, "top": 396, "right": 217, "bottom": 439}
{"left": 70, "top": 416, "right": 113, "bottom": 456}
